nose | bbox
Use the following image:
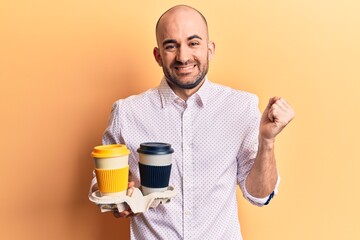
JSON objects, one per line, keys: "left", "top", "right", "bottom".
{"left": 175, "top": 45, "right": 192, "bottom": 64}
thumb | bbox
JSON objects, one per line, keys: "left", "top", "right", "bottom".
{"left": 265, "top": 96, "right": 281, "bottom": 122}
{"left": 266, "top": 96, "right": 280, "bottom": 109}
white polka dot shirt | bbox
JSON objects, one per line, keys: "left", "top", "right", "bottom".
{"left": 102, "top": 77, "right": 279, "bottom": 240}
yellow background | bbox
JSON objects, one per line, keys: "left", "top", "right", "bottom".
{"left": 1, "top": 0, "right": 359, "bottom": 239}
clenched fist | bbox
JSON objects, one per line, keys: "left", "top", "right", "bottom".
{"left": 260, "top": 97, "right": 295, "bottom": 141}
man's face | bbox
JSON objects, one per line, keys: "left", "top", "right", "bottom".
{"left": 154, "top": 8, "right": 214, "bottom": 89}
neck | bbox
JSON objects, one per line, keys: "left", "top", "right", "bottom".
{"left": 166, "top": 78, "right": 206, "bottom": 101}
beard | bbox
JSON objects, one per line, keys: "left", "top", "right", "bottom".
{"left": 163, "top": 59, "right": 209, "bottom": 90}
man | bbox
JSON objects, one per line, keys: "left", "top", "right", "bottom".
{"left": 102, "top": 4, "right": 295, "bottom": 239}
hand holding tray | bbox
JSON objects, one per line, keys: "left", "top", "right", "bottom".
{"left": 88, "top": 177, "right": 176, "bottom": 213}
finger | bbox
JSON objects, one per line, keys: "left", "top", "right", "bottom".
{"left": 267, "top": 96, "right": 281, "bottom": 109}
{"left": 268, "top": 97, "right": 294, "bottom": 117}
{"left": 126, "top": 212, "right": 139, "bottom": 218}
{"left": 270, "top": 101, "right": 285, "bottom": 117}
{"left": 113, "top": 211, "right": 122, "bottom": 218}
{"left": 113, "top": 210, "right": 132, "bottom": 218}
{"left": 127, "top": 181, "right": 135, "bottom": 196}
{"left": 122, "top": 210, "right": 131, "bottom": 216}
{"left": 276, "top": 98, "right": 295, "bottom": 113}
{"left": 275, "top": 98, "right": 293, "bottom": 113}
{"left": 128, "top": 181, "right": 135, "bottom": 188}
{"left": 267, "top": 107, "right": 279, "bottom": 122}
{"left": 272, "top": 98, "right": 295, "bottom": 121}
{"left": 270, "top": 106, "right": 295, "bottom": 127}
{"left": 267, "top": 100, "right": 280, "bottom": 122}
{"left": 268, "top": 102, "right": 286, "bottom": 123}
{"left": 127, "top": 187, "right": 134, "bottom": 197}
{"left": 268, "top": 108, "right": 274, "bottom": 122}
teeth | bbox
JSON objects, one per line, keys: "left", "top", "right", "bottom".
{"left": 176, "top": 65, "right": 194, "bottom": 70}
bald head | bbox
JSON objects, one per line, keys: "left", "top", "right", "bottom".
{"left": 152, "top": 5, "right": 215, "bottom": 97}
{"left": 155, "top": 5, "right": 209, "bottom": 46}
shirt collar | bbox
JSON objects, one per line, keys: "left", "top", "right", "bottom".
{"left": 158, "top": 77, "right": 211, "bottom": 108}
{"left": 158, "top": 77, "right": 178, "bottom": 108}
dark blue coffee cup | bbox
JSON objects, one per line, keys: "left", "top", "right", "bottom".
{"left": 137, "top": 142, "right": 174, "bottom": 195}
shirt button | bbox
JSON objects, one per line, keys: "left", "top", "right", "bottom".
{"left": 185, "top": 210, "right": 191, "bottom": 216}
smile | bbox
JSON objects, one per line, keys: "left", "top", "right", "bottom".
{"left": 174, "top": 65, "right": 196, "bottom": 72}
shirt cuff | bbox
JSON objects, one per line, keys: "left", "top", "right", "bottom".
{"left": 244, "top": 175, "right": 280, "bottom": 206}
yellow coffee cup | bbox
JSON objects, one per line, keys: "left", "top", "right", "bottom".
{"left": 91, "top": 144, "right": 130, "bottom": 197}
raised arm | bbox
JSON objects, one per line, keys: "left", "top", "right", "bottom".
{"left": 245, "top": 97, "right": 295, "bottom": 198}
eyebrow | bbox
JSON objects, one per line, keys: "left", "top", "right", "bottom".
{"left": 162, "top": 35, "right": 203, "bottom": 47}
{"left": 188, "top": 35, "right": 202, "bottom": 41}
{"left": 162, "top": 39, "right": 177, "bottom": 46}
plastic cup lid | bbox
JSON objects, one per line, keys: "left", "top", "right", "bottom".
{"left": 92, "top": 144, "right": 130, "bottom": 158}
{"left": 137, "top": 142, "right": 174, "bottom": 155}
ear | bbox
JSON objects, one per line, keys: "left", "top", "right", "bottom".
{"left": 153, "top": 47, "right": 163, "bottom": 67}
{"left": 207, "top": 41, "right": 215, "bottom": 61}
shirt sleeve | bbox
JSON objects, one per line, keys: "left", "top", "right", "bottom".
{"left": 102, "top": 100, "right": 122, "bottom": 145}
{"left": 236, "top": 95, "right": 280, "bottom": 206}
{"left": 243, "top": 175, "right": 280, "bottom": 206}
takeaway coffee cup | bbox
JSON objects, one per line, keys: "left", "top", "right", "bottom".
{"left": 92, "top": 144, "right": 130, "bottom": 197}
{"left": 137, "top": 142, "right": 174, "bottom": 195}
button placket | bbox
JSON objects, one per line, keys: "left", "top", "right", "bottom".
{"left": 181, "top": 103, "right": 194, "bottom": 240}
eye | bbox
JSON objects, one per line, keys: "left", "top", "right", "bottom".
{"left": 165, "top": 44, "right": 177, "bottom": 51}
{"left": 190, "top": 41, "right": 200, "bottom": 47}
